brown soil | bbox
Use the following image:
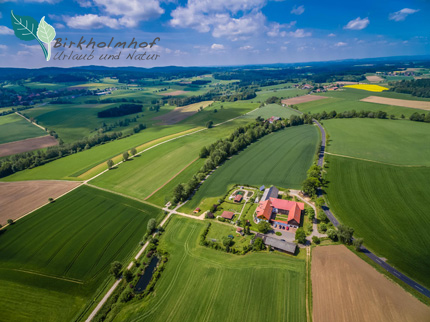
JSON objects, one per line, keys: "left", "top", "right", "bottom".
{"left": 360, "top": 96, "right": 430, "bottom": 111}
{"left": 312, "top": 245, "right": 430, "bottom": 322}
{"left": 0, "top": 135, "right": 58, "bottom": 157}
{"left": 335, "top": 81, "right": 358, "bottom": 85}
{"left": 366, "top": 75, "right": 383, "bottom": 82}
{"left": 281, "top": 95, "right": 328, "bottom": 106}
{"left": 153, "top": 100, "right": 213, "bottom": 125}
{"left": 159, "top": 90, "right": 189, "bottom": 96}
{"left": 0, "top": 181, "right": 81, "bottom": 225}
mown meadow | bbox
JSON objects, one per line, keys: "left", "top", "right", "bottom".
{"left": 0, "top": 113, "right": 47, "bottom": 144}
{"left": 0, "top": 185, "right": 162, "bottom": 322}
{"left": 107, "top": 217, "right": 307, "bottom": 322}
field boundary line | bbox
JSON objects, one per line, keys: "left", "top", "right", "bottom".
{"left": 15, "top": 111, "right": 48, "bottom": 132}
{"left": 9, "top": 268, "right": 84, "bottom": 284}
{"left": 85, "top": 184, "right": 162, "bottom": 209}
{"left": 325, "top": 152, "right": 427, "bottom": 168}
{"left": 145, "top": 157, "right": 199, "bottom": 200}
{"left": 0, "top": 182, "right": 83, "bottom": 230}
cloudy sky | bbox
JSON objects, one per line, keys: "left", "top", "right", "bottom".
{"left": 0, "top": 0, "right": 429, "bottom": 68}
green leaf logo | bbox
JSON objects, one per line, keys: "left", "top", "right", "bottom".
{"left": 10, "top": 11, "right": 56, "bottom": 61}
{"left": 37, "top": 17, "right": 56, "bottom": 61}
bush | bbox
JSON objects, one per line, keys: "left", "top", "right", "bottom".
{"left": 124, "top": 269, "right": 133, "bottom": 282}
{"left": 7, "top": 219, "right": 14, "bottom": 225}
{"left": 147, "top": 218, "right": 156, "bottom": 234}
{"left": 320, "top": 223, "right": 327, "bottom": 232}
{"left": 327, "top": 229, "right": 337, "bottom": 241}
{"left": 257, "top": 221, "right": 271, "bottom": 234}
{"left": 312, "top": 236, "right": 320, "bottom": 244}
{"left": 275, "top": 231, "right": 282, "bottom": 236}
{"left": 295, "top": 228, "right": 307, "bottom": 244}
{"left": 109, "top": 261, "right": 123, "bottom": 278}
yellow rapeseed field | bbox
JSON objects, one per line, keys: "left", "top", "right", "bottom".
{"left": 344, "top": 84, "right": 389, "bottom": 92}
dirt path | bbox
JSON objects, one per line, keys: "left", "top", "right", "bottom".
{"left": 15, "top": 111, "right": 48, "bottom": 131}
{"left": 145, "top": 157, "right": 199, "bottom": 200}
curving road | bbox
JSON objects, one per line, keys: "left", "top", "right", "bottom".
{"left": 313, "top": 118, "right": 430, "bottom": 299}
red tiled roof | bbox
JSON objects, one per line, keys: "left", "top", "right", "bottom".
{"left": 234, "top": 194, "right": 243, "bottom": 202}
{"left": 221, "top": 211, "right": 235, "bottom": 220}
{"left": 256, "top": 200, "right": 272, "bottom": 221}
{"left": 270, "top": 198, "right": 304, "bottom": 225}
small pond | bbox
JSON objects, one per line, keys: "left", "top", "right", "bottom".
{"left": 134, "top": 256, "right": 160, "bottom": 294}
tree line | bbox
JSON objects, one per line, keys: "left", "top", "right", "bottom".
{"left": 0, "top": 132, "right": 122, "bottom": 178}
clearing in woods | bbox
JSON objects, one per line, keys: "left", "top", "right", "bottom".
{"left": 159, "top": 90, "right": 189, "bottom": 96}
{"left": 0, "top": 180, "right": 81, "bottom": 225}
{"left": 360, "top": 96, "right": 430, "bottom": 111}
{"left": 107, "top": 216, "right": 307, "bottom": 322}
{"left": 312, "top": 245, "right": 430, "bottom": 322}
{"left": 153, "top": 101, "right": 214, "bottom": 125}
{"left": 281, "top": 95, "right": 328, "bottom": 106}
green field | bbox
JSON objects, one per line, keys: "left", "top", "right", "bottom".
{"left": 0, "top": 185, "right": 162, "bottom": 322}
{"left": 255, "top": 88, "right": 308, "bottom": 102}
{"left": 108, "top": 217, "right": 306, "bottom": 322}
{"left": 297, "top": 88, "right": 430, "bottom": 117}
{"left": 323, "top": 118, "right": 430, "bottom": 166}
{"left": 1, "top": 125, "right": 196, "bottom": 181}
{"left": 182, "top": 125, "right": 318, "bottom": 213}
{"left": 325, "top": 155, "right": 430, "bottom": 289}
{"left": 0, "top": 113, "right": 47, "bottom": 144}
{"left": 246, "top": 103, "right": 301, "bottom": 119}
{"left": 91, "top": 121, "right": 248, "bottom": 200}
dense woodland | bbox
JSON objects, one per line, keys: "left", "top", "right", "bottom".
{"left": 98, "top": 104, "right": 143, "bottom": 118}
{"left": 389, "top": 79, "right": 430, "bottom": 98}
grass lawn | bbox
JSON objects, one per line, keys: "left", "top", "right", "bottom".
{"left": 255, "top": 88, "right": 308, "bottom": 102}
{"left": 205, "top": 221, "right": 254, "bottom": 250}
{"left": 0, "top": 185, "right": 162, "bottom": 322}
{"left": 1, "top": 125, "right": 196, "bottom": 181}
{"left": 108, "top": 216, "right": 306, "bottom": 322}
{"left": 181, "top": 125, "right": 319, "bottom": 213}
{"left": 325, "top": 155, "right": 430, "bottom": 289}
{"left": 297, "top": 88, "right": 430, "bottom": 117}
{"left": 0, "top": 113, "right": 47, "bottom": 144}
{"left": 323, "top": 118, "right": 430, "bottom": 166}
{"left": 91, "top": 120, "right": 248, "bottom": 200}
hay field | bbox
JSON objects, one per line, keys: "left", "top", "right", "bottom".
{"left": 312, "top": 245, "right": 430, "bottom": 322}
{"left": 360, "top": 96, "right": 430, "bottom": 111}
{"left": 281, "top": 95, "right": 328, "bottom": 105}
{"left": 159, "top": 90, "right": 189, "bottom": 96}
{"left": 0, "top": 180, "right": 81, "bottom": 225}
{"left": 366, "top": 75, "right": 383, "bottom": 83}
{"left": 153, "top": 101, "right": 213, "bottom": 125}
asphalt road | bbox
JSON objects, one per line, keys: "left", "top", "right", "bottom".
{"left": 312, "top": 118, "right": 430, "bottom": 299}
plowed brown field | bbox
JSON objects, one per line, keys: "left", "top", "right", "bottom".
{"left": 281, "top": 95, "right": 328, "bottom": 106}
{"left": 0, "top": 180, "right": 81, "bottom": 225}
{"left": 312, "top": 245, "right": 430, "bottom": 322}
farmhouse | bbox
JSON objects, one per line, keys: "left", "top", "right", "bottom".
{"left": 263, "top": 235, "right": 297, "bottom": 254}
{"left": 261, "top": 186, "right": 279, "bottom": 201}
{"left": 234, "top": 194, "right": 243, "bottom": 203}
{"left": 255, "top": 198, "right": 304, "bottom": 229}
{"left": 221, "top": 211, "right": 235, "bottom": 220}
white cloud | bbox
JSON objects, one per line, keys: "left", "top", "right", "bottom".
{"left": 54, "top": 23, "right": 65, "bottom": 29}
{"left": 344, "top": 17, "right": 369, "bottom": 30}
{"left": 334, "top": 42, "right": 347, "bottom": 47}
{"left": 0, "top": 25, "right": 13, "bottom": 35}
{"left": 0, "top": 44, "right": 7, "bottom": 50}
{"left": 72, "top": 0, "right": 164, "bottom": 28}
{"left": 291, "top": 5, "right": 304, "bottom": 15}
{"left": 289, "top": 29, "right": 311, "bottom": 38}
{"left": 239, "top": 45, "right": 253, "bottom": 50}
{"left": 64, "top": 14, "right": 121, "bottom": 29}
{"left": 76, "top": 0, "right": 93, "bottom": 7}
{"left": 280, "top": 46, "right": 287, "bottom": 51}
{"left": 211, "top": 43, "right": 225, "bottom": 50}
{"left": 267, "top": 21, "right": 295, "bottom": 37}
{"left": 170, "top": 0, "right": 268, "bottom": 40}
{"left": 328, "top": 33, "right": 336, "bottom": 37}
{"left": 389, "top": 8, "right": 419, "bottom": 22}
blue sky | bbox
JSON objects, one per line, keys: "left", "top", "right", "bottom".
{"left": 0, "top": 0, "right": 429, "bottom": 68}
